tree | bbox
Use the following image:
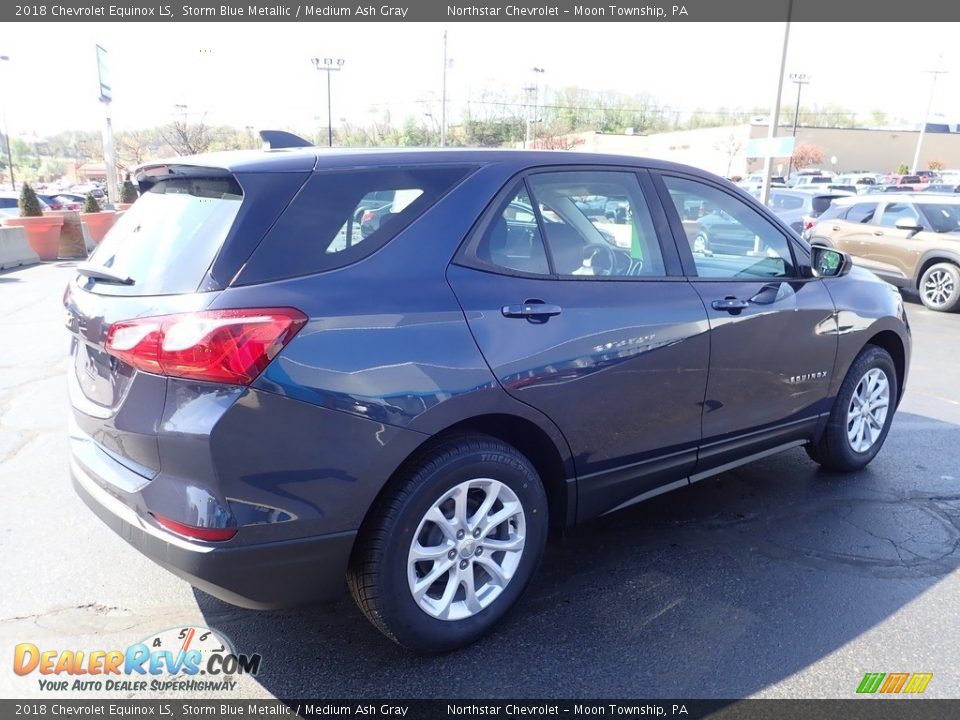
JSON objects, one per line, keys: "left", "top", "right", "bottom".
{"left": 120, "top": 175, "right": 138, "bottom": 203}
{"left": 159, "top": 117, "right": 212, "bottom": 156}
{"left": 897, "top": 163, "right": 910, "bottom": 175}
{"left": 927, "top": 159, "right": 946, "bottom": 171}
{"left": 791, "top": 143, "right": 825, "bottom": 171}
{"left": 82, "top": 192, "right": 102, "bottom": 213}
{"left": 530, "top": 135, "right": 586, "bottom": 150}
{"left": 715, "top": 133, "right": 744, "bottom": 177}
{"left": 18, "top": 182, "right": 43, "bottom": 217}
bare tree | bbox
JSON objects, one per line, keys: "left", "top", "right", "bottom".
{"left": 715, "top": 134, "right": 744, "bottom": 177}
{"left": 160, "top": 115, "right": 212, "bottom": 156}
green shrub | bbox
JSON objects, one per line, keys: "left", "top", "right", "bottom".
{"left": 82, "top": 192, "right": 102, "bottom": 214}
{"left": 120, "top": 175, "right": 138, "bottom": 204}
{"left": 18, "top": 183, "right": 43, "bottom": 217}
{"left": 897, "top": 163, "right": 909, "bottom": 175}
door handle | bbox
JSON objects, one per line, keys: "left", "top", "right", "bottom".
{"left": 711, "top": 297, "right": 751, "bottom": 313}
{"left": 831, "top": 225, "right": 841, "bottom": 231}
{"left": 502, "top": 300, "right": 562, "bottom": 321}
{"left": 873, "top": 230, "right": 884, "bottom": 236}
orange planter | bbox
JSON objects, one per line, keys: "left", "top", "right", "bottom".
{"left": 1, "top": 215, "right": 64, "bottom": 261}
{"left": 81, "top": 211, "right": 117, "bottom": 245}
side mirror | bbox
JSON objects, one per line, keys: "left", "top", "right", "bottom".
{"left": 894, "top": 217, "right": 923, "bottom": 234}
{"left": 810, "top": 245, "right": 852, "bottom": 278}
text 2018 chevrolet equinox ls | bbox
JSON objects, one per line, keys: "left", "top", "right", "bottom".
{"left": 65, "top": 140, "right": 911, "bottom": 652}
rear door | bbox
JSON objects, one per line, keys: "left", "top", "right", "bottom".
{"left": 448, "top": 168, "right": 710, "bottom": 520}
{"left": 652, "top": 172, "right": 838, "bottom": 473}
{"left": 824, "top": 200, "right": 880, "bottom": 260}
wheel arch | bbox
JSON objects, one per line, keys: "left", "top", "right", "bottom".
{"left": 359, "top": 413, "right": 576, "bottom": 540}
{"left": 865, "top": 329, "right": 907, "bottom": 404}
{"left": 915, "top": 251, "right": 960, "bottom": 290}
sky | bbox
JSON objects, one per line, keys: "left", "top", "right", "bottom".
{"left": 1, "top": 22, "right": 958, "bottom": 139}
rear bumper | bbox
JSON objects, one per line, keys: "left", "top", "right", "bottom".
{"left": 71, "top": 455, "right": 356, "bottom": 609}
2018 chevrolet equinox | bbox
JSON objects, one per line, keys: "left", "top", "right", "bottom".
{"left": 65, "top": 138, "right": 911, "bottom": 652}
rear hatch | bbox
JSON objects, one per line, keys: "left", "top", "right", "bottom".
{"left": 64, "top": 164, "right": 305, "bottom": 480}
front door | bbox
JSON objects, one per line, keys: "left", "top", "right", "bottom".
{"left": 654, "top": 173, "right": 839, "bottom": 474}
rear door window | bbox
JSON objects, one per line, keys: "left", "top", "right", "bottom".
{"left": 237, "top": 166, "right": 473, "bottom": 285}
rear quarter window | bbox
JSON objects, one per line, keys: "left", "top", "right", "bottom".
{"left": 236, "top": 165, "right": 474, "bottom": 285}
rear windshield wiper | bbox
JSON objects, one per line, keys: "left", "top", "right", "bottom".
{"left": 76, "top": 263, "right": 135, "bottom": 285}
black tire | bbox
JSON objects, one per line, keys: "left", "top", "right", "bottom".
{"left": 918, "top": 262, "right": 960, "bottom": 312}
{"left": 347, "top": 434, "right": 548, "bottom": 653}
{"left": 806, "top": 345, "right": 898, "bottom": 472}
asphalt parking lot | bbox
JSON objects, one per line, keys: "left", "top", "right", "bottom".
{"left": 1, "top": 261, "right": 959, "bottom": 700}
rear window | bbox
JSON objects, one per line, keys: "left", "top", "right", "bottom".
{"left": 811, "top": 195, "right": 844, "bottom": 215}
{"left": 844, "top": 202, "right": 878, "bottom": 223}
{"left": 83, "top": 175, "right": 243, "bottom": 296}
{"left": 236, "top": 165, "right": 473, "bottom": 285}
{"left": 767, "top": 193, "right": 805, "bottom": 211}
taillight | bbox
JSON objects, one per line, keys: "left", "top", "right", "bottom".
{"left": 105, "top": 308, "right": 307, "bottom": 385}
{"left": 361, "top": 210, "right": 375, "bottom": 222}
{"left": 804, "top": 220, "right": 815, "bottom": 229}
{"left": 152, "top": 514, "right": 237, "bottom": 542}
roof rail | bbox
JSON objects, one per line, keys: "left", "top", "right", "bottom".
{"left": 258, "top": 130, "right": 313, "bottom": 150}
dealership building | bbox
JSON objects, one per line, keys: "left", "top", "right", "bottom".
{"left": 559, "top": 123, "right": 960, "bottom": 178}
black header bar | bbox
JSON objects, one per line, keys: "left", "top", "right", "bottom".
{"left": 4, "top": 0, "right": 958, "bottom": 23}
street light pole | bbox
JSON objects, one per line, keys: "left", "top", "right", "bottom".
{"left": 760, "top": 0, "right": 792, "bottom": 207}
{"left": 912, "top": 57, "right": 947, "bottom": 174}
{"left": 786, "top": 72, "right": 809, "bottom": 180}
{"left": 0, "top": 55, "right": 14, "bottom": 190}
{"left": 531, "top": 67, "right": 545, "bottom": 148}
{"left": 440, "top": 30, "right": 448, "bottom": 147}
{"left": 311, "top": 57, "right": 345, "bottom": 148}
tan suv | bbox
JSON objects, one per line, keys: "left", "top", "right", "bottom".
{"left": 809, "top": 193, "right": 960, "bottom": 311}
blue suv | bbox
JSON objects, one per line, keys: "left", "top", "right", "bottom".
{"left": 65, "top": 140, "right": 910, "bottom": 652}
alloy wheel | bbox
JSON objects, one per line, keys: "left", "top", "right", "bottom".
{"left": 846, "top": 368, "right": 890, "bottom": 453}
{"left": 407, "top": 478, "right": 526, "bottom": 621}
{"left": 922, "top": 269, "right": 956, "bottom": 308}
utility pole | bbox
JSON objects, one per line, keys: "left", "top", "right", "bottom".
{"left": 95, "top": 45, "right": 119, "bottom": 204}
{"left": 760, "top": 0, "right": 792, "bottom": 207}
{"left": 912, "top": 57, "right": 947, "bottom": 174}
{"left": 786, "top": 73, "right": 809, "bottom": 180}
{"left": 522, "top": 85, "right": 536, "bottom": 149}
{"left": 440, "top": 30, "right": 449, "bottom": 147}
{"left": 311, "top": 57, "right": 345, "bottom": 147}
{"left": 531, "top": 67, "right": 545, "bottom": 147}
{"left": 0, "top": 55, "right": 14, "bottom": 190}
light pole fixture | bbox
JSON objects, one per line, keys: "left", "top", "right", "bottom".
{"left": 311, "top": 57, "right": 345, "bottom": 148}
{"left": 1, "top": 55, "right": 15, "bottom": 190}
{"left": 785, "top": 73, "right": 809, "bottom": 180}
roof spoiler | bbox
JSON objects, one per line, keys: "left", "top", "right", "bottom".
{"left": 259, "top": 130, "right": 313, "bottom": 150}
